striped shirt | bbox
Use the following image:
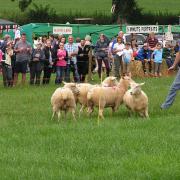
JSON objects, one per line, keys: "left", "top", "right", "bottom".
{"left": 64, "top": 43, "right": 78, "bottom": 64}
{"left": 147, "top": 38, "right": 158, "bottom": 48}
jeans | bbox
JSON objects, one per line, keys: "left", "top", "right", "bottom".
{"left": 154, "top": 62, "right": 162, "bottom": 74}
{"left": 161, "top": 68, "right": 180, "bottom": 109}
{"left": 141, "top": 60, "right": 152, "bottom": 74}
{"left": 43, "top": 66, "right": 52, "bottom": 84}
{"left": 30, "top": 62, "right": 43, "bottom": 85}
{"left": 65, "top": 62, "right": 80, "bottom": 83}
{"left": 165, "top": 57, "right": 173, "bottom": 68}
{"left": 2, "top": 63, "right": 13, "bottom": 87}
{"left": 55, "top": 66, "right": 66, "bottom": 84}
{"left": 97, "top": 57, "right": 110, "bottom": 78}
{"left": 114, "top": 55, "right": 123, "bottom": 78}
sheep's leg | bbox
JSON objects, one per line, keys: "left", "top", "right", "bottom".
{"left": 79, "top": 105, "right": 85, "bottom": 117}
{"left": 144, "top": 108, "right": 149, "bottom": 118}
{"left": 98, "top": 108, "right": 104, "bottom": 120}
{"left": 64, "top": 110, "right": 67, "bottom": 121}
{"left": 87, "top": 106, "right": 93, "bottom": 116}
{"left": 51, "top": 111, "right": 56, "bottom": 121}
{"left": 72, "top": 109, "right": 76, "bottom": 121}
{"left": 57, "top": 111, "right": 61, "bottom": 122}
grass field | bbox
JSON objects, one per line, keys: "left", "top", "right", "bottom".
{"left": 0, "top": 0, "right": 180, "bottom": 16}
{"left": 0, "top": 74, "right": 180, "bottom": 179}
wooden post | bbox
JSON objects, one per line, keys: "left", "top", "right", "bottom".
{"left": 88, "top": 47, "right": 93, "bottom": 82}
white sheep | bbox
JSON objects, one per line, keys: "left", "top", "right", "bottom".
{"left": 102, "top": 76, "right": 118, "bottom": 87}
{"left": 63, "top": 77, "right": 118, "bottom": 115}
{"left": 87, "top": 76, "right": 132, "bottom": 119}
{"left": 123, "top": 82, "right": 149, "bottom": 118}
{"left": 51, "top": 87, "right": 76, "bottom": 121}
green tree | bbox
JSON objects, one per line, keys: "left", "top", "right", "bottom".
{"left": 11, "top": 0, "right": 32, "bottom": 11}
{"left": 111, "top": 0, "right": 142, "bottom": 23}
{"left": 27, "top": 3, "right": 58, "bottom": 23}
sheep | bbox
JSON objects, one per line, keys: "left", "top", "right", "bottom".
{"left": 102, "top": 76, "right": 118, "bottom": 87}
{"left": 123, "top": 82, "right": 149, "bottom": 118}
{"left": 63, "top": 77, "right": 118, "bottom": 115}
{"left": 51, "top": 87, "right": 76, "bottom": 121}
{"left": 87, "top": 76, "right": 132, "bottom": 119}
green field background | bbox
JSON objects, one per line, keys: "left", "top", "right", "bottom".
{"left": 0, "top": 0, "right": 180, "bottom": 15}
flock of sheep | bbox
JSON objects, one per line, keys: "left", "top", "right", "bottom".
{"left": 51, "top": 76, "right": 149, "bottom": 121}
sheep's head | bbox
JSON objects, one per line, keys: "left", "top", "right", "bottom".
{"left": 102, "top": 76, "right": 118, "bottom": 87}
{"left": 119, "top": 75, "right": 132, "bottom": 88}
{"left": 63, "top": 82, "right": 79, "bottom": 95}
{"left": 130, "top": 82, "right": 145, "bottom": 95}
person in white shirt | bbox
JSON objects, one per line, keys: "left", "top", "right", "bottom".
{"left": 122, "top": 42, "right": 133, "bottom": 76}
{"left": 112, "top": 36, "right": 125, "bottom": 79}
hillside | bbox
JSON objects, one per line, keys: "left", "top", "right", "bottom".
{"left": 0, "top": 0, "right": 180, "bottom": 16}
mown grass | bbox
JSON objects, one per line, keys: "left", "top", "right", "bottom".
{"left": 0, "top": 0, "right": 180, "bottom": 16}
{"left": 0, "top": 75, "right": 180, "bottom": 179}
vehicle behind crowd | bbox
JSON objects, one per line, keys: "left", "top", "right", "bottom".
{"left": 0, "top": 31, "right": 180, "bottom": 87}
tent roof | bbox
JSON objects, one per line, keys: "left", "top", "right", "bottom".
{"left": 0, "top": 19, "right": 17, "bottom": 25}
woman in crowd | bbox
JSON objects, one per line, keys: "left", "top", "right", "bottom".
{"left": 55, "top": 42, "right": 68, "bottom": 84}
{"left": 43, "top": 39, "right": 56, "bottom": 84}
{"left": 30, "top": 42, "right": 45, "bottom": 85}
{"left": 112, "top": 36, "right": 125, "bottom": 79}
{"left": 95, "top": 34, "right": 110, "bottom": 78}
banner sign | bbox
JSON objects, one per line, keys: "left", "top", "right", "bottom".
{"left": 53, "top": 26, "right": 72, "bottom": 34}
{"left": 126, "top": 25, "right": 159, "bottom": 33}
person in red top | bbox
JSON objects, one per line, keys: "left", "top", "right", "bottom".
{"left": 55, "top": 43, "right": 68, "bottom": 84}
{"left": 146, "top": 32, "right": 159, "bottom": 74}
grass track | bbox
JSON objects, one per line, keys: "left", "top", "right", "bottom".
{"left": 0, "top": 75, "right": 180, "bottom": 179}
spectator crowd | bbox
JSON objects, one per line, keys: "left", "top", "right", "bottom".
{"left": 0, "top": 31, "right": 179, "bottom": 87}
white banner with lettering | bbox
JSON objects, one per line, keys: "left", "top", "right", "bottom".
{"left": 126, "top": 25, "right": 159, "bottom": 33}
{"left": 53, "top": 26, "right": 72, "bottom": 34}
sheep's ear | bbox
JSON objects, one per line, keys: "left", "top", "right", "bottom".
{"left": 139, "top": 82, "right": 145, "bottom": 86}
{"left": 130, "top": 82, "right": 137, "bottom": 88}
{"left": 112, "top": 77, "right": 117, "bottom": 81}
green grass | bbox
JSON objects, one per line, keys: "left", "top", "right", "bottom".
{"left": 0, "top": 74, "right": 180, "bottom": 179}
{"left": 0, "top": 0, "right": 180, "bottom": 16}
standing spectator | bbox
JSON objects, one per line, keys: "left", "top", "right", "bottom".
{"left": 43, "top": 39, "right": 56, "bottom": 84}
{"left": 163, "top": 43, "right": 174, "bottom": 68}
{"left": 1, "top": 41, "right": 13, "bottom": 87}
{"left": 161, "top": 41, "right": 180, "bottom": 109}
{"left": 112, "top": 36, "right": 125, "bottom": 79}
{"left": 146, "top": 32, "right": 158, "bottom": 74}
{"left": 13, "top": 33, "right": 32, "bottom": 85}
{"left": 122, "top": 42, "right": 133, "bottom": 76}
{"left": 29, "top": 42, "right": 45, "bottom": 85}
{"left": 111, "top": 31, "right": 125, "bottom": 51}
{"left": 64, "top": 35, "right": 80, "bottom": 82}
{"left": 55, "top": 43, "right": 68, "bottom": 84}
{"left": 95, "top": 34, "right": 110, "bottom": 78}
{"left": 136, "top": 43, "right": 151, "bottom": 76}
{"left": 152, "top": 43, "right": 163, "bottom": 77}
{"left": 77, "top": 39, "right": 90, "bottom": 82}
{"left": 0, "top": 48, "right": 3, "bottom": 74}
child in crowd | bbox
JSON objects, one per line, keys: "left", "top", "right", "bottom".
{"left": 163, "top": 43, "right": 174, "bottom": 68}
{"left": 136, "top": 43, "right": 151, "bottom": 76}
{"left": 56, "top": 43, "right": 68, "bottom": 84}
{"left": 152, "top": 43, "right": 163, "bottom": 77}
{"left": 1, "top": 41, "right": 13, "bottom": 87}
{"left": 122, "top": 42, "right": 133, "bottom": 76}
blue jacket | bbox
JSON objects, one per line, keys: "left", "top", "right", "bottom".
{"left": 136, "top": 48, "right": 151, "bottom": 60}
